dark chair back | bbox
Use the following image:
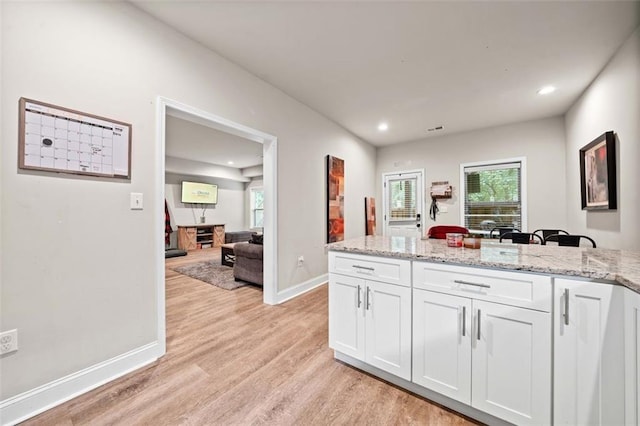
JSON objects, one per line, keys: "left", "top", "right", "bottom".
{"left": 533, "top": 229, "right": 569, "bottom": 241}
{"left": 490, "top": 227, "right": 520, "bottom": 239}
{"left": 544, "top": 234, "right": 596, "bottom": 248}
{"left": 500, "top": 232, "right": 543, "bottom": 245}
{"left": 427, "top": 225, "right": 469, "bottom": 239}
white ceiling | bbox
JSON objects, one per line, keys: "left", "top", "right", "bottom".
{"left": 165, "top": 114, "right": 263, "bottom": 169}
{"left": 135, "top": 1, "right": 640, "bottom": 146}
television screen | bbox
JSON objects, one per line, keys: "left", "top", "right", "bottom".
{"left": 181, "top": 181, "right": 218, "bottom": 204}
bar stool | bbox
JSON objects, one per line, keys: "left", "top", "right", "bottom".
{"left": 544, "top": 234, "right": 596, "bottom": 248}
{"left": 500, "top": 232, "right": 544, "bottom": 245}
{"left": 533, "top": 229, "right": 569, "bottom": 241}
{"left": 490, "top": 227, "right": 520, "bottom": 239}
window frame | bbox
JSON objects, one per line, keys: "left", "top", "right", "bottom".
{"left": 459, "top": 157, "right": 527, "bottom": 233}
{"left": 250, "top": 186, "right": 264, "bottom": 230}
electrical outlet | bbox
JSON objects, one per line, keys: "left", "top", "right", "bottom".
{"left": 0, "top": 329, "right": 18, "bottom": 354}
{"left": 297, "top": 256, "right": 304, "bottom": 267}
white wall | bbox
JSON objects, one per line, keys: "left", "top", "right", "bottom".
{"left": 165, "top": 173, "right": 246, "bottom": 247}
{"left": 565, "top": 27, "right": 640, "bottom": 250}
{"left": 0, "top": 1, "right": 375, "bottom": 407}
{"left": 377, "top": 117, "right": 568, "bottom": 234}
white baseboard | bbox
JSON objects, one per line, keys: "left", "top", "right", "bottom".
{"left": 0, "top": 341, "right": 161, "bottom": 426}
{"left": 275, "top": 274, "right": 327, "bottom": 304}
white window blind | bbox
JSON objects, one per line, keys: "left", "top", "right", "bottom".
{"left": 389, "top": 178, "right": 416, "bottom": 220}
{"left": 463, "top": 161, "right": 523, "bottom": 232}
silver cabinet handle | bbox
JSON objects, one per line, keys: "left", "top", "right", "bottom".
{"left": 454, "top": 279, "right": 491, "bottom": 289}
{"left": 366, "top": 286, "right": 372, "bottom": 310}
{"left": 357, "top": 285, "right": 362, "bottom": 308}
{"left": 564, "top": 288, "right": 570, "bottom": 326}
{"left": 353, "top": 265, "right": 375, "bottom": 275}
{"left": 353, "top": 265, "right": 375, "bottom": 271}
{"left": 462, "top": 306, "right": 467, "bottom": 337}
{"left": 477, "top": 309, "right": 482, "bottom": 340}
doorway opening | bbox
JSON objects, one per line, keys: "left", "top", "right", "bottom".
{"left": 155, "top": 97, "right": 278, "bottom": 354}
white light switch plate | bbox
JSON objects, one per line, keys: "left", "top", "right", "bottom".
{"left": 130, "top": 193, "right": 143, "bottom": 210}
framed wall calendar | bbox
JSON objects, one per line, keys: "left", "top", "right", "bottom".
{"left": 18, "top": 97, "right": 132, "bottom": 179}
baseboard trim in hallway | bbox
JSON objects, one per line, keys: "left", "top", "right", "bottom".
{"left": 0, "top": 342, "right": 160, "bottom": 426}
{"left": 275, "top": 273, "right": 328, "bottom": 304}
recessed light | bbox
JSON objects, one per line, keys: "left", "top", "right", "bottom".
{"left": 537, "top": 86, "right": 556, "bottom": 95}
{"left": 227, "top": 161, "right": 234, "bottom": 165}
{"left": 377, "top": 122, "right": 389, "bottom": 132}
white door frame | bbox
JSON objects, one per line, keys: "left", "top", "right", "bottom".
{"left": 381, "top": 169, "right": 425, "bottom": 237}
{"left": 155, "top": 96, "right": 279, "bottom": 354}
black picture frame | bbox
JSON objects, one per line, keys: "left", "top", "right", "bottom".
{"left": 579, "top": 131, "right": 616, "bottom": 210}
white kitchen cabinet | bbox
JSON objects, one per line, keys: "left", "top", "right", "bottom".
{"left": 364, "top": 280, "right": 411, "bottom": 379}
{"left": 554, "top": 278, "right": 625, "bottom": 426}
{"left": 413, "top": 290, "right": 472, "bottom": 404}
{"left": 328, "top": 273, "right": 365, "bottom": 360}
{"left": 472, "top": 300, "right": 551, "bottom": 425}
{"left": 328, "top": 252, "right": 412, "bottom": 380}
{"left": 413, "top": 289, "right": 551, "bottom": 425}
{"left": 625, "top": 288, "right": 640, "bottom": 425}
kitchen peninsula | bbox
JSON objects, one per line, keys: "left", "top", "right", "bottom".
{"left": 327, "top": 236, "right": 640, "bottom": 425}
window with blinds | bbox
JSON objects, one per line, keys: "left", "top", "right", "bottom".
{"left": 389, "top": 178, "right": 416, "bottom": 220}
{"left": 462, "top": 160, "right": 523, "bottom": 232}
{"left": 250, "top": 187, "right": 264, "bottom": 229}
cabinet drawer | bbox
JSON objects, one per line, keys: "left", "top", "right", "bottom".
{"left": 413, "top": 262, "right": 552, "bottom": 312}
{"left": 329, "top": 252, "right": 411, "bottom": 287}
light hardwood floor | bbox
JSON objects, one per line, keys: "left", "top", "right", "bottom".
{"left": 23, "top": 248, "right": 477, "bottom": 425}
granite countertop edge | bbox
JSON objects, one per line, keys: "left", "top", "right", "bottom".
{"left": 328, "top": 237, "right": 640, "bottom": 294}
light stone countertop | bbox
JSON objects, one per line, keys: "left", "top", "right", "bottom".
{"left": 328, "top": 235, "right": 640, "bottom": 294}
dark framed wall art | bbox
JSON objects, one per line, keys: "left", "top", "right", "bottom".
{"left": 579, "top": 131, "right": 616, "bottom": 210}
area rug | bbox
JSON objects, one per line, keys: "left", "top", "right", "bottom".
{"left": 170, "top": 261, "right": 247, "bottom": 290}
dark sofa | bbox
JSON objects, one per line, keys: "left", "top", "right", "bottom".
{"left": 225, "top": 231, "right": 257, "bottom": 244}
{"left": 233, "top": 237, "right": 263, "bottom": 286}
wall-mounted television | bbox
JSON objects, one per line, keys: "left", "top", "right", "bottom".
{"left": 181, "top": 181, "right": 218, "bottom": 204}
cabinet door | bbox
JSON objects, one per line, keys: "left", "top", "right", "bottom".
{"left": 213, "top": 225, "right": 225, "bottom": 247}
{"left": 554, "top": 279, "right": 625, "bottom": 426}
{"left": 328, "top": 274, "right": 365, "bottom": 360}
{"left": 625, "top": 288, "right": 640, "bottom": 426}
{"left": 413, "top": 290, "right": 472, "bottom": 404}
{"left": 178, "top": 227, "right": 197, "bottom": 250}
{"left": 472, "top": 300, "right": 551, "bottom": 425}
{"left": 365, "top": 281, "right": 412, "bottom": 380}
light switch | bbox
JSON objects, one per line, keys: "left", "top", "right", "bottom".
{"left": 130, "top": 192, "right": 143, "bottom": 210}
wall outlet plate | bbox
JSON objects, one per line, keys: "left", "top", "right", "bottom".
{"left": 0, "top": 329, "right": 18, "bottom": 354}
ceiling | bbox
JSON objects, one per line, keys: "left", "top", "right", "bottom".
{"left": 134, "top": 1, "right": 640, "bottom": 147}
{"left": 165, "top": 114, "right": 263, "bottom": 169}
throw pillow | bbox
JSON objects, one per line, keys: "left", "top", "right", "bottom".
{"left": 250, "top": 234, "right": 264, "bottom": 245}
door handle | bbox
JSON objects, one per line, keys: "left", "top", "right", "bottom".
{"left": 477, "top": 309, "right": 482, "bottom": 341}
{"left": 366, "top": 286, "right": 372, "bottom": 310}
{"left": 563, "top": 288, "right": 570, "bottom": 326}
{"left": 462, "top": 306, "right": 467, "bottom": 337}
{"left": 357, "top": 285, "right": 362, "bottom": 308}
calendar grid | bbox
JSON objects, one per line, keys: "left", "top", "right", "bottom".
{"left": 18, "top": 98, "right": 131, "bottom": 179}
